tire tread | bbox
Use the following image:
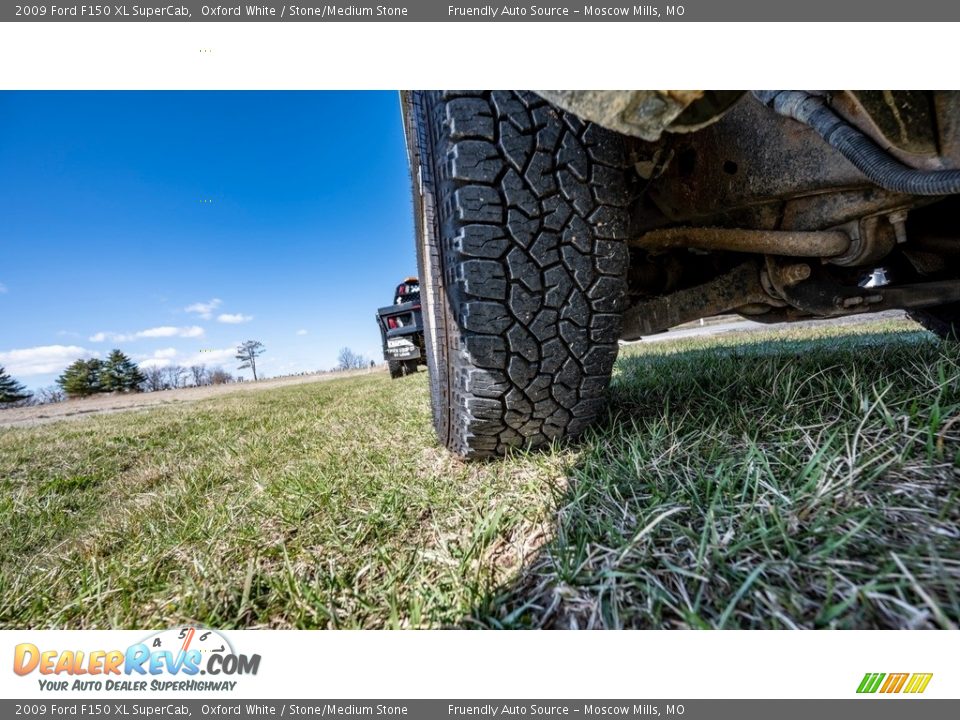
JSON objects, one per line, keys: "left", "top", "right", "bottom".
{"left": 413, "top": 91, "right": 630, "bottom": 457}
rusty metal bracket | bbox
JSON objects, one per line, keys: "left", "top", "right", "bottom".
{"left": 630, "top": 226, "right": 851, "bottom": 258}
{"left": 765, "top": 256, "right": 960, "bottom": 316}
{"left": 621, "top": 261, "right": 773, "bottom": 340}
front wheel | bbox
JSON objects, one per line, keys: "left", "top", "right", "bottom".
{"left": 403, "top": 91, "right": 631, "bottom": 458}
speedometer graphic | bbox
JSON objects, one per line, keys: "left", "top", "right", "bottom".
{"left": 141, "top": 627, "right": 235, "bottom": 659}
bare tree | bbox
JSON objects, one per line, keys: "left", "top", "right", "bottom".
{"left": 337, "top": 347, "right": 368, "bottom": 371}
{"left": 208, "top": 367, "right": 234, "bottom": 385}
{"left": 236, "top": 340, "right": 265, "bottom": 381}
{"left": 189, "top": 364, "right": 207, "bottom": 387}
{"left": 34, "top": 385, "right": 65, "bottom": 405}
{"left": 164, "top": 365, "right": 186, "bottom": 389}
{"left": 143, "top": 365, "right": 165, "bottom": 392}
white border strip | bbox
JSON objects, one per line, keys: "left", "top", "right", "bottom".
{"left": 2, "top": 630, "right": 956, "bottom": 699}
{"left": 0, "top": 22, "right": 957, "bottom": 90}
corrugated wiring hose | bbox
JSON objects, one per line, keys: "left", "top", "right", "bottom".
{"left": 753, "top": 90, "right": 960, "bottom": 196}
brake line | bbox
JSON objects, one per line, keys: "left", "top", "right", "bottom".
{"left": 753, "top": 90, "right": 960, "bottom": 196}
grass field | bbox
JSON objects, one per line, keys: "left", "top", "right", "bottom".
{"left": 2, "top": 319, "right": 958, "bottom": 629}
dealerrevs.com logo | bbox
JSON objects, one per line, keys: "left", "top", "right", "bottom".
{"left": 13, "top": 628, "right": 261, "bottom": 692}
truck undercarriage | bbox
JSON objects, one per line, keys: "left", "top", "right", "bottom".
{"left": 587, "top": 91, "right": 960, "bottom": 339}
{"left": 403, "top": 90, "right": 960, "bottom": 457}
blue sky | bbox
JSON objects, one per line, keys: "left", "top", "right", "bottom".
{"left": 0, "top": 91, "right": 417, "bottom": 389}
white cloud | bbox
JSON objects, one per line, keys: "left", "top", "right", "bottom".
{"left": 296, "top": 329, "right": 308, "bottom": 336}
{"left": 131, "top": 346, "right": 237, "bottom": 370}
{"left": 132, "top": 347, "right": 179, "bottom": 370}
{"left": 141, "top": 325, "right": 205, "bottom": 339}
{"left": 184, "top": 298, "right": 222, "bottom": 319}
{"left": 0, "top": 282, "right": 7, "bottom": 294}
{"left": 217, "top": 313, "right": 253, "bottom": 324}
{"left": 89, "top": 326, "right": 205, "bottom": 342}
{"left": 0, "top": 345, "right": 98, "bottom": 376}
{"left": 138, "top": 357, "right": 171, "bottom": 370}
{"left": 181, "top": 347, "right": 237, "bottom": 367}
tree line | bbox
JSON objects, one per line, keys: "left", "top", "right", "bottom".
{"left": 56, "top": 350, "right": 146, "bottom": 397}
{"left": 53, "top": 350, "right": 242, "bottom": 397}
{"left": 0, "top": 339, "right": 267, "bottom": 406}
{"left": 0, "top": 340, "right": 387, "bottom": 407}
{"left": 337, "top": 346, "right": 373, "bottom": 370}
{"left": 138, "top": 363, "right": 237, "bottom": 392}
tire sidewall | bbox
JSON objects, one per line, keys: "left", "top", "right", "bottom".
{"left": 406, "top": 92, "right": 453, "bottom": 445}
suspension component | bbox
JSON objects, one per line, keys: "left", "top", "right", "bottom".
{"left": 631, "top": 226, "right": 851, "bottom": 258}
{"left": 622, "top": 261, "right": 773, "bottom": 339}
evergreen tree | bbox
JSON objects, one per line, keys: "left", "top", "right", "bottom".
{"left": 101, "top": 349, "right": 146, "bottom": 392}
{"left": 236, "top": 340, "right": 265, "bottom": 381}
{"left": 0, "top": 366, "right": 31, "bottom": 404}
{"left": 57, "top": 358, "right": 104, "bottom": 398}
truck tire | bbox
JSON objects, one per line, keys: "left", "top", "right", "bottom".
{"left": 388, "top": 360, "right": 404, "bottom": 379}
{"left": 910, "top": 304, "right": 960, "bottom": 340}
{"left": 403, "top": 359, "right": 420, "bottom": 375}
{"left": 404, "top": 91, "right": 631, "bottom": 458}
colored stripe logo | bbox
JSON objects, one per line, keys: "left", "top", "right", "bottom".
{"left": 857, "top": 672, "right": 933, "bottom": 694}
